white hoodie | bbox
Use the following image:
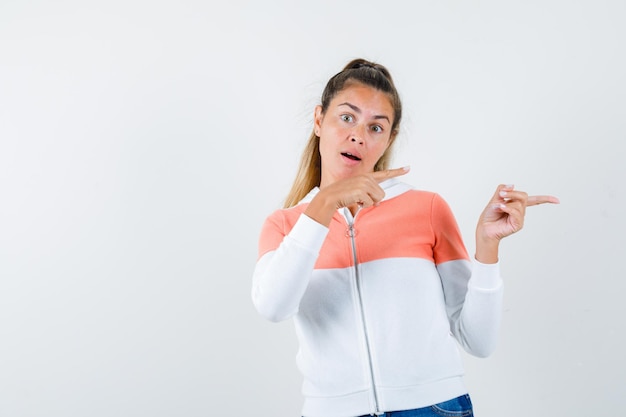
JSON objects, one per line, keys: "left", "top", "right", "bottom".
{"left": 252, "top": 179, "right": 503, "bottom": 417}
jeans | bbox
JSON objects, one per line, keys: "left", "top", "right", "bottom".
{"left": 358, "top": 394, "right": 474, "bottom": 417}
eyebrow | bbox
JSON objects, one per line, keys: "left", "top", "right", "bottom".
{"left": 338, "top": 102, "right": 391, "bottom": 123}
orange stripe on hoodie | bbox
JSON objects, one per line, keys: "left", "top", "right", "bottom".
{"left": 258, "top": 190, "right": 469, "bottom": 270}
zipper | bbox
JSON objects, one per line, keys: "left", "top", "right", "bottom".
{"left": 344, "top": 209, "right": 383, "bottom": 416}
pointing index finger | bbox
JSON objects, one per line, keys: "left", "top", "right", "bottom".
{"left": 372, "top": 166, "right": 410, "bottom": 183}
{"left": 527, "top": 195, "right": 560, "bottom": 206}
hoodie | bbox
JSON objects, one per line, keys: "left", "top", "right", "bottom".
{"left": 252, "top": 179, "right": 503, "bottom": 417}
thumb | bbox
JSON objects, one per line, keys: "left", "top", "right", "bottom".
{"left": 372, "top": 166, "right": 410, "bottom": 183}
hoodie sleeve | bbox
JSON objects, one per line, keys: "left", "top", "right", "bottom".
{"left": 251, "top": 210, "right": 329, "bottom": 322}
{"left": 431, "top": 194, "right": 504, "bottom": 358}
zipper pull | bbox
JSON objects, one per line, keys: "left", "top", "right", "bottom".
{"left": 343, "top": 208, "right": 357, "bottom": 238}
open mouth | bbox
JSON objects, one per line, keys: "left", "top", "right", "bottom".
{"left": 341, "top": 152, "right": 361, "bottom": 161}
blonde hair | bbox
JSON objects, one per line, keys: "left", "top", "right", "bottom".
{"left": 284, "top": 58, "right": 402, "bottom": 208}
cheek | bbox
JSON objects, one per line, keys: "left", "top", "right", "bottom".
{"left": 325, "top": 122, "right": 347, "bottom": 137}
{"left": 320, "top": 125, "right": 344, "bottom": 147}
{"left": 373, "top": 140, "right": 391, "bottom": 158}
{"left": 317, "top": 135, "right": 335, "bottom": 158}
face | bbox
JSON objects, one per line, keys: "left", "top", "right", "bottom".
{"left": 315, "top": 83, "right": 395, "bottom": 188}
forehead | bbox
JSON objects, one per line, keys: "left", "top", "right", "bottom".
{"left": 329, "top": 83, "right": 394, "bottom": 116}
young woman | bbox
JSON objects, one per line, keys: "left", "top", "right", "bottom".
{"left": 252, "top": 58, "right": 558, "bottom": 417}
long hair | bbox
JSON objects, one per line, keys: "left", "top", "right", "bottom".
{"left": 284, "top": 58, "right": 403, "bottom": 208}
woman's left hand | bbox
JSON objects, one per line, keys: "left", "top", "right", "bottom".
{"left": 475, "top": 184, "right": 559, "bottom": 263}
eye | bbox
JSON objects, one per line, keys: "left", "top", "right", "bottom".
{"left": 340, "top": 114, "right": 354, "bottom": 123}
{"left": 371, "top": 125, "right": 383, "bottom": 133}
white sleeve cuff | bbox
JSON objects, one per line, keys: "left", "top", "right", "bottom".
{"left": 287, "top": 214, "right": 329, "bottom": 254}
{"left": 470, "top": 259, "right": 503, "bottom": 290}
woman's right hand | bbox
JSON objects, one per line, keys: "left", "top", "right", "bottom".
{"left": 304, "top": 167, "right": 410, "bottom": 226}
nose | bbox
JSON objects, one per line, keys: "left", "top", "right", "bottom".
{"left": 350, "top": 125, "right": 365, "bottom": 145}
{"left": 350, "top": 137, "right": 363, "bottom": 144}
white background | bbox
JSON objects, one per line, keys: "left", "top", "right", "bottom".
{"left": 1, "top": 1, "right": 624, "bottom": 416}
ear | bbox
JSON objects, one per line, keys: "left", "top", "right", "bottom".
{"left": 384, "top": 129, "right": 398, "bottom": 151}
{"left": 314, "top": 105, "right": 323, "bottom": 136}
{"left": 389, "top": 128, "right": 399, "bottom": 143}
